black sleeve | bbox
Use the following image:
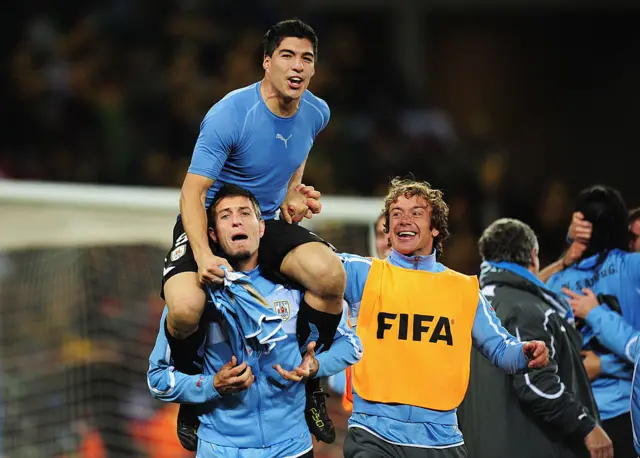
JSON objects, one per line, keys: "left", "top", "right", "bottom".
{"left": 503, "top": 306, "right": 597, "bottom": 439}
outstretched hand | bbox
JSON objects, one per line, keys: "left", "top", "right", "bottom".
{"left": 273, "top": 342, "right": 319, "bottom": 382}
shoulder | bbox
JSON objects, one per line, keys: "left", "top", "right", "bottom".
{"left": 339, "top": 252, "right": 373, "bottom": 267}
{"left": 619, "top": 249, "right": 640, "bottom": 264}
{"left": 302, "top": 90, "right": 330, "bottom": 127}
{"left": 442, "top": 266, "right": 479, "bottom": 287}
{"left": 546, "top": 269, "right": 568, "bottom": 288}
{"left": 204, "top": 83, "right": 261, "bottom": 121}
{"left": 491, "top": 284, "right": 548, "bottom": 317}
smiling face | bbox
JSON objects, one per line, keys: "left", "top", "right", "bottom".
{"left": 209, "top": 196, "right": 265, "bottom": 267}
{"left": 263, "top": 36, "right": 316, "bottom": 101}
{"left": 388, "top": 194, "right": 440, "bottom": 257}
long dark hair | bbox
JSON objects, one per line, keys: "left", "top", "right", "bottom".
{"left": 575, "top": 185, "right": 628, "bottom": 269}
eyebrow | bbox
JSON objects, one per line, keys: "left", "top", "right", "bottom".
{"left": 217, "top": 206, "right": 252, "bottom": 215}
{"left": 279, "top": 48, "right": 315, "bottom": 58}
{"left": 391, "top": 205, "right": 428, "bottom": 212}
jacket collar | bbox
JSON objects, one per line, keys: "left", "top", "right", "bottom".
{"left": 388, "top": 248, "right": 438, "bottom": 271}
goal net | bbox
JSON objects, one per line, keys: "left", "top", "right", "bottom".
{"left": 0, "top": 179, "right": 382, "bottom": 458}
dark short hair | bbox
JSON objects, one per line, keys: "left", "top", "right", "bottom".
{"left": 262, "top": 18, "right": 318, "bottom": 60}
{"left": 478, "top": 218, "right": 538, "bottom": 267}
{"left": 208, "top": 184, "right": 261, "bottom": 228}
{"left": 383, "top": 177, "right": 450, "bottom": 258}
{"left": 575, "top": 185, "right": 628, "bottom": 264}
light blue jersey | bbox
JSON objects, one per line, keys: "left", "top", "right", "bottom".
{"left": 188, "top": 82, "right": 330, "bottom": 219}
{"left": 340, "top": 249, "right": 529, "bottom": 449}
{"left": 147, "top": 267, "right": 361, "bottom": 456}
{"left": 547, "top": 249, "right": 640, "bottom": 420}
{"left": 580, "top": 304, "right": 640, "bottom": 455}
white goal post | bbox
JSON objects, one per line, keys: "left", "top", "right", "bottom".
{"left": 0, "top": 179, "right": 384, "bottom": 253}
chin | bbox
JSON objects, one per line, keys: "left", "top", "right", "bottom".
{"left": 227, "top": 250, "right": 252, "bottom": 262}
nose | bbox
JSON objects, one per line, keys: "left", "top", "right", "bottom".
{"left": 292, "top": 57, "right": 304, "bottom": 72}
{"left": 231, "top": 214, "right": 243, "bottom": 226}
{"left": 400, "top": 213, "right": 413, "bottom": 224}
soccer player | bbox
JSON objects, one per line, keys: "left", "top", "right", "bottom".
{"left": 148, "top": 185, "right": 363, "bottom": 457}
{"left": 547, "top": 185, "right": 640, "bottom": 458}
{"left": 160, "top": 19, "right": 343, "bottom": 447}
{"left": 459, "top": 218, "right": 611, "bottom": 458}
{"left": 339, "top": 178, "right": 549, "bottom": 458}
{"left": 564, "top": 286, "right": 640, "bottom": 456}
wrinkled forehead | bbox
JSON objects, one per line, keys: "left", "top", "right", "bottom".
{"left": 214, "top": 196, "right": 255, "bottom": 215}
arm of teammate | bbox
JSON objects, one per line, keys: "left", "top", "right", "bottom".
{"left": 564, "top": 286, "right": 640, "bottom": 363}
{"left": 504, "top": 307, "right": 601, "bottom": 441}
{"left": 338, "top": 253, "right": 372, "bottom": 327}
{"left": 147, "top": 311, "right": 220, "bottom": 404}
{"left": 315, "top": 305, "right": 363, "bottom": 378}
{"left": 181, "top": 109, "right": 236, "bottom": 281}
{"left": 584, "top": 306, "right": 640, "bottom": 363}
{"left": 538, "top": 241, "right": 588, "bottom": 283}
{"left": 632, "top": 353, "right": 640, "bottom": 455}
{"left": 472, "top": 293, "right": 531, "bottom": 373}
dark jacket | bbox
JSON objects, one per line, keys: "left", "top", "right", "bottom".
{"left": 458, "top": 263, "right": 599, "bottom": 458}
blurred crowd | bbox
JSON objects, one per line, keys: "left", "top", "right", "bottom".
{"left": 2, "top": 1, "right": 594, "bottom": 273}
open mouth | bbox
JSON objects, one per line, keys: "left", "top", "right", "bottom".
{"left": 288, "top": 76, "right": 303, "bottom": 89}
{"left": 231, "top": 234, "right": 248, "bottom": 241}
{"left": 397, "top": 231, "right": 417, "bottom": 240}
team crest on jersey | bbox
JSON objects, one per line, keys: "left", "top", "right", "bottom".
{"left": 273, "top": 300, "right": 291, "bottom": 321}
{"left": 170, "top": 245, "right": 186, "bottom": 262}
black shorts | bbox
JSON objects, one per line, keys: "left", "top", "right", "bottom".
{"left": 160, "top": 217, "right": 334, "bottom": 298}
{"left": 344, "top": 427, "right": 468, "bottom": 458}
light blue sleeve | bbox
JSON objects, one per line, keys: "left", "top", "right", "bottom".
{"left": 147, "top": 308, "right": 221, "bottom": 404}
{"left": 187, "top": 104, "right": 239, "bottom": 180}
{"left": 632, "top": 352, "right": 640, "bottom": 455}
{"left": 315, "top": 305, "right": 363, "bottom": 378}
{"left": 339, "top": 253, "right": 372, "bottom": 324}
{"left": 585, "top": 306, "right": 640, "bottom": 363}
{"left": 314, "top": 96, "right": 331, "bottom": 135}
{"left": 472, "top": 293, "right": 529, "bottom": 374}
{"left": 328, "top": 371, "right": 347, "bottom": 396}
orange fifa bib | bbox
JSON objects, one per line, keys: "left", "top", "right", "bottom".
{"left": 352, "top": 258, "right": 479, "bottom": 411}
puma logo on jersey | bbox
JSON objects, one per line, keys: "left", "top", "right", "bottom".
{"left": 377, "top": 312, "right": 454, "bottom": 345}
{"left": 276, "top": 133, "right": 292, "bottom": 148}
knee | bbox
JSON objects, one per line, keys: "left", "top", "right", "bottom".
{"left": 306, "top": 253, "right": 345, "bottom": 299}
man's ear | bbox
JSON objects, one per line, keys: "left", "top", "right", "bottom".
{"left": 209, "top": 227, "right": 218, "bottom": 244}
{"left": 263, "top": 54, "right": 270, "bottom": 72}
{"left": 431, "top": 229, "right": 440, "bottom": 237}
{"left": 259, "top": 219, "right": 265, "bottom": 238}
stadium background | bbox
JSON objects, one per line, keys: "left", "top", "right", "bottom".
{"left": 2, "top": 0, "right": 640, "bottom": 457}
